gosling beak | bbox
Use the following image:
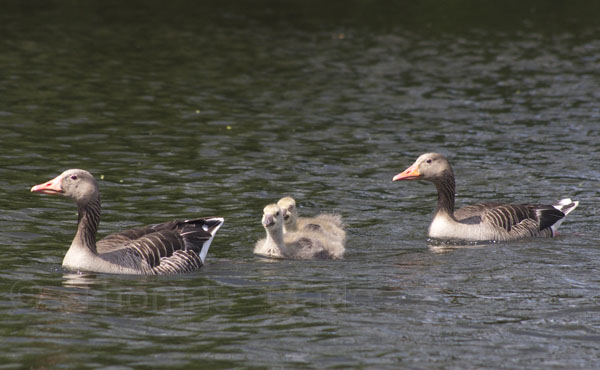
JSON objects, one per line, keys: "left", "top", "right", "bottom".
{"left": 262, "top": 215, "right": 275, "bottom": 227}
{"left": 392, "top": 164, "right": 421, "bottom": 181}
{"left": 31, "top": 174, "right": 64, "bottom": 195}
{"left": 282, "top": 209, "right": 290, "bottom": 221}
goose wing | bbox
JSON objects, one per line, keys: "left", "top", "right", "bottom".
{"left": 456, "top": 203, "right": 564, "bottom": 235}
{"left": 453, "top": 203, "right": 500, "bottom": 223}
{"left": 97, "top": 217, "right": 224, "bottom": 273}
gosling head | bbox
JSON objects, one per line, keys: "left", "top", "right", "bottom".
{"left": 262, "top": 204, "right": 284, "bottom": 230}
{"left": 277, "top": 196, "right": 298, "bottom": 225}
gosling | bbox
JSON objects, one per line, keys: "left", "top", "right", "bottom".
{"left": 277, "top": 196, "right": 346, "bottom": 243}
{"left": 254, "top": 204, "right": 344, "bottom": 260}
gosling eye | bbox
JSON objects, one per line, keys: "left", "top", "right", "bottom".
{"left": 426, "top": 159, "right": 432, "bottom": 164}
{"left": 275, "top": 211, "right": 280, "bottom": 217}
{"left": 70, "top": 175, "right": 78, "bottom": 180}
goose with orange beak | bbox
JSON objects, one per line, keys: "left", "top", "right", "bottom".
{"left": 393, "top": 153, "right": 578, "bottom": 242}
{"left": 31, "top": 169, "right": 224, "bottom": 274}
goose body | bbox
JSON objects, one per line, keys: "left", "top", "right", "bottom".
{"left": 393, "top": 153, "right": 578, "bottom": 242}
{"left": 31, "top": 169, "right": 224, "bottom": 275}
{"left": 276, "top": 197, "right": 346, "bottom": 243}
{"left": 254, "top": 204, "right": 344, "bottom": 260}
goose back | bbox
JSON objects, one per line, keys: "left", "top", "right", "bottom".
{"left": 97, "top": 218, "right": 224, "bottom": 274}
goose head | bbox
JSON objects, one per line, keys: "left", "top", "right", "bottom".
{"left": 392, "top": 153, "right": 454, "bottom": 183}
{"left": 277, "top": 196, "right": 298, "bottom": 226}
{"left": 31, "top": 169, "right": 99, "bottom": 205}
{"left": 262, "top": 204, "right": 284, "bottom": 231}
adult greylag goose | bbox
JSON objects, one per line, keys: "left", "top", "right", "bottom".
{"left": 254, "top": 204, "right": 344, "bottom": 260}
{"left": 393, "top": 153, "right": 579, "bottom": 242}
{"left": 276, "top": 196, "right": 346, "bottom": 243}
{"left": 31, "top": 169, "right": 224, "bottom": 275}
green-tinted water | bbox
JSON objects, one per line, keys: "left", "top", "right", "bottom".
{"left": 1, "top": 1, "right": 599, "bottom": 368}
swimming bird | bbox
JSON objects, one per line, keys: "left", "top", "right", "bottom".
{"left": 393, "top": 153, "right": 578, "bottom": 242}
{"left": 254, "top": 204, "right": 344, "bottom": 259}
{"left": 31, "top": 169, "right": 224, "bottom": 274}
{"left": 276, "top": 196, "right": 346, "bottom": 243}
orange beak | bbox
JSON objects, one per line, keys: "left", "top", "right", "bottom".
{"left": 392, "top": 164, "right": 421, "bottom": 181}
{"left": 31, "top": 174, "right": 64, "bottom": 195}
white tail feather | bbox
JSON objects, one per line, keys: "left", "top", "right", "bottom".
{"left": 550, "top": 198, "right": 579, "bottom": 235}
{"left": 199, "top": 218, "right": 224, "bottom": 264}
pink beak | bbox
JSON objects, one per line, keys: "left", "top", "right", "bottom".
{"left": 31, "top": 174, "right": 64, "bottom": 195}
{"left": 262, "top": 214, "right": 275, "bottom": 227}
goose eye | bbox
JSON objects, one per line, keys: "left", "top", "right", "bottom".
{"left": 70, "top": 175, "right": 78, "bottom": 180}
{"left": 426, "top": 159, "right": 432, "bottom": 164}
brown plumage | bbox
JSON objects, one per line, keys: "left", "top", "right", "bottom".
{"left": 31, "top": 169, "right": 224, "bottom": 274}
{"left": 393, "top": 153, "right": 579, "bottom": 242}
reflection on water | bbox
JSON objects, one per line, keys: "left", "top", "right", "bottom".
{"left": 427, "top": 238, "right": 497, "bottom": 253}
{"left": 428, "top": 244, "right": 489, "bottom": 254}
{"left": 1, "top": 0, "right": 599, "bottom": 368}
{"left": 62, "top": 272, "right": 97, "bottom": 289}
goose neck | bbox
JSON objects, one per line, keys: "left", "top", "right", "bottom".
{"left": 73, "top": 197, "right": 101, "bottom": 254}
{"left": 433, "top": 172, "right": 456, "bottom": 217}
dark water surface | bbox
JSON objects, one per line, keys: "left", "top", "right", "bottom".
{"left": 1, "top": 1, "right": 599, "bottom": 368}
